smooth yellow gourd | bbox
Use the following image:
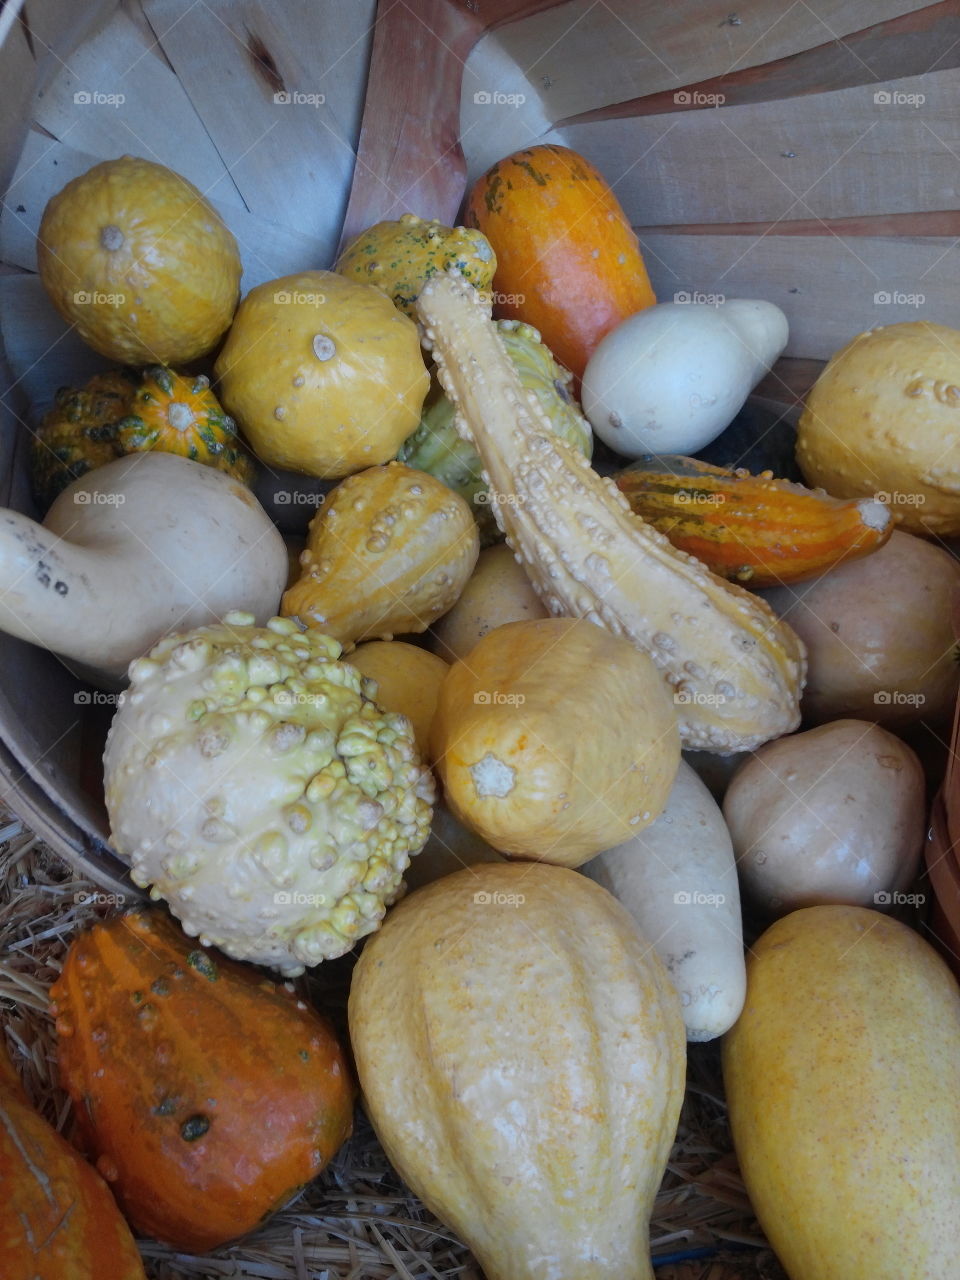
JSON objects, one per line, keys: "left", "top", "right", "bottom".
{"left": 431, "top": 617, "right": 680, "bottom": 866}
{"left": 349, "top": 863, "right": 686, "bottom": 1280}
{"left": 348, "top": 640, "right": 448, "bottom": 758}
{"left": 723, "top": 905, "right": 960, "bottom": 1280}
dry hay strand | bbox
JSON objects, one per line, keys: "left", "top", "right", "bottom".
{"left": 0, "top": 806, "right": 784, "bottom": 1280}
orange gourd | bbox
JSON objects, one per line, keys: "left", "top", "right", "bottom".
{"left": 49, "top": 910, "right": 355, "bottom": 1252}
{"left": 464, "top": 144, "right": 655, "bottom": 381}
{"left": 616, "top": 455, "right": 893, "bottom": 586}
{"left": 0, "top": 1036, "right": 146, "bottom": 1279}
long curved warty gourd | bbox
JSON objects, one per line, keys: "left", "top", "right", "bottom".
{"left": 415, "top": 274, "right": 805, "bottom": 752}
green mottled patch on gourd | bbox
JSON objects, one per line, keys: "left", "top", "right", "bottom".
{"left": 154, "top": 1096, "right": 177, "bottom": 1117}
{"left": 187, "top": 950, "right": 219, "bottom": 982}
{"left": 336, "top": 213, "right": 496, "bottom": 318}
{"left": 514, "top": 159, "right": 548, "bottom": 186}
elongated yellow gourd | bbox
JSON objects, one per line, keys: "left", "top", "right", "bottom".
{"left": 724, "top": 905, "right": 960, "bottom": 1280}
{"left": 416, "top": 274, "right": 805, "bottom": 752}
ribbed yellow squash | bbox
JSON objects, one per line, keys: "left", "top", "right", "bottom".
{"left": 349, "top": 863, "right": 685, "bottom": 1280}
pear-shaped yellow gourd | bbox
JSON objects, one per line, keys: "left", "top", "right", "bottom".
{"left": 282, "top": 462, "right": 478, "bottom": 646}
{"left": 349, "top": 863, "right": 686, "bottom": 1280}
{"left": 723, "top": 905, "right": 960, "bottom": 1280}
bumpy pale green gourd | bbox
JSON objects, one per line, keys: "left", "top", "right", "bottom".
{"left": 104, "top": 613, "right": 435, "bottom": 975}
{"left": 337, "top": 212, "right": 496, "bottom": 316}
{"left": 400, "top": 319, "right": 593, "bottom": 543}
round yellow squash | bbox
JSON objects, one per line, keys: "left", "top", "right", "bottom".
{"left": 37, "top": 156, "right": 240, "bottom": 365}
{"left": 797, "top": 321, "right": 960, "bottom": 536}
{"left": 214, "top": 270, "right": 429, "bottom": 478}
{"left": 348, "top": 640, "right": 448, "bottom": 759}
{"left": 431, "top": 617, "right": 680, "bottom": 865}
{"left": 430, "top": 542, "right": 547, "bottom": 663}
{"left": 349, "top": 863, "right": 686, "bottom": 1280}
{"left": 723, "top": 905, "right": 960, "bottom": 1280}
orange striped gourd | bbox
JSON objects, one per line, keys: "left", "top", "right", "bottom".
{"left": 616, "top": 456, "right": 892, "bottom": 588}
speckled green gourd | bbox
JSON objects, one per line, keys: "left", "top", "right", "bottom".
{"left": 399, "top": 320, "right": 593, "bottom": 544}
{"left": 336, "top": 212, "right": 496, "bottom": 317}
{"left": 30, "top": 369, "right": 138, "bottom": 510}
{"left": 103, "top": 613, "right": 435, "bottom": 975}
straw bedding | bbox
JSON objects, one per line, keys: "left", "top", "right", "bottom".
{"left": 0, "top": 805, "right": 784, "bottom": 1280}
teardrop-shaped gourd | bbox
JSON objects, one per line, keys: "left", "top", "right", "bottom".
{"left": 349, "top": 863, "right": 686, "bottom": 1280}
{"left": 50, "top": 909, "right": 356, "bottom": 1252}
{"left": 0, "top": 1037, "right": 146, "bottom": 1279}
{"left": 431, "top": 617, "right": 680, "bottom": 865}
{"left": 282, "top": 462, "right": 479, "bottom": 646}
{"left": 723, "top": 905, "right": 960, "bottom": 1279}
{"left": 416, "top": 273, "right": 805, "bottom": 753}
{"left": 582, "top": 301, "right": 788, "bottom": 458}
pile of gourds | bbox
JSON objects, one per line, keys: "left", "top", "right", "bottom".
{"left": 2, "top": 141, "right": 959, "bottom": 1280}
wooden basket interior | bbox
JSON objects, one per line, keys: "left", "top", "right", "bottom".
{"left": 0, "top": 0, "right": 958, "bottom": 885}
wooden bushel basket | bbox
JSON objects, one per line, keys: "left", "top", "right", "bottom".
{"left": 1, "top": 1, "right": 959, "bottom": 1276}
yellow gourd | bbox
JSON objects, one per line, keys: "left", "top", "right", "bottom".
{"left": 348, "top": 640, "right": 448, "bottom": 758}
{"left": 282, "top": 463, "right": 479, "bottom": 646}
{"left": 37, "top": 156, "right": 240, "bottom": 365}
{"left": 349, "top": 863, "right": 686, "bottom": 1280}
{"left": 723, "top": 905, "right": 960, "bottom": 1279}
{"left": 336, "top": 212, "right": 495, "bottom": 317}
{"left": 215, "top": 271, "right": 429, "bottom": 478}
{"left": 797, "top": 321, "right": 960, "bottom": 536}
{"left": 431, "top": 617, "right": 680, "bottom": 866}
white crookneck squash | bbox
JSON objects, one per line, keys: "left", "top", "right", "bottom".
{"left": 415, "top": 274, "right": 805, "bottom": 752}
{"left": 0, "top": 453, "right": 286, "bottom": 685}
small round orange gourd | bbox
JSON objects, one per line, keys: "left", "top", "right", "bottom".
{"left": 464, "top": 143, "right": 656, "bottom": 381}
{"left": 0, "top": 1038, "right": 146, "bottom": 1279}
{"left": 49, "top": 910, "right": 355, "bottom": 1252}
